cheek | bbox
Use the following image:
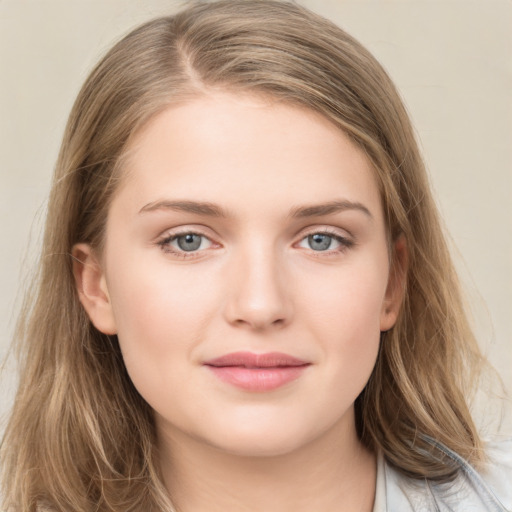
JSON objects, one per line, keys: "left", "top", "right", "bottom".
{"left": 105, "top": 257, "right": 221, "bottom": 396}
{"left": 302, "top": 256, "right": 388, "bottom": 335}
{"left": 109, "top": 254, "right": 218, "bottom": 334}
{"left": 297, "top": 255, "right": 388, "bottom": 381}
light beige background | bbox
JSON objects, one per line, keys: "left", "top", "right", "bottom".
{"left": 1, "top": 1, "right": 511, "bottom": 432}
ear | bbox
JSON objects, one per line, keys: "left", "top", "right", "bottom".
{"left": 72, "top": 243, "right": 117, "bottom": 335}
{"left": 380, "top": 234, "right": 408, "bottom": 332}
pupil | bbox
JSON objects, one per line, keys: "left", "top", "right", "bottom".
{"left": 177, "top": 234, "right": 202, "bottom": 251}
{"left": 309, "top": 234, "right": 332, "bottom": 251}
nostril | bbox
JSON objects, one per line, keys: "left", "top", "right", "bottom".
{"left": 231, "top": 314, "right": 287, "bottom": 330}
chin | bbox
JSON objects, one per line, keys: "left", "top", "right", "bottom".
{"left": 212, "top": 435, "right": 308, "bottom": 458}
{"left": 202, "top": 417, "right": 319, "bottom": 458}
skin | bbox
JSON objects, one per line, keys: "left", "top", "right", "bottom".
{"left": 74, "top": 92, "right": 406, "bottom": 512}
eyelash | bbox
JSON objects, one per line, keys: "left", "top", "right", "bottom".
{"left": 156, "top": 228, "right": 354, "bottom": 259}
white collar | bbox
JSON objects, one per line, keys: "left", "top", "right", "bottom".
{"left": 372, "top": 452, "right": 386, "bottom": 512}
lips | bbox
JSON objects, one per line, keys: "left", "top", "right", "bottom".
{"left": 203, "top": 351, "right": 310, "bottom": 392}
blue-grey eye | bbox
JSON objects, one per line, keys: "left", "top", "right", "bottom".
{"left": 298, "top": 233, "right": 343, "bottom": 251}
{"left": 175, "top": 233, "right": 207, "bottom": 252}
{"left": 308, "top": 233, "right": 333, "bottom": 251}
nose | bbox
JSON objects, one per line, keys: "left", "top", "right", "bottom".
{"left": 223, "top": 244, "right": 293, "bottom": 331}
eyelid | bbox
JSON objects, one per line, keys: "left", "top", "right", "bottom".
{"left": 155, "top": 222, "right": 223, "bottom": 243}
{"left": 295, "top": 225, "right": 353, "bottom": 241}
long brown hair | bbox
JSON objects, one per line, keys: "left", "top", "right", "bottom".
{"left": 1, "top": 1, "right": 486, "bottom": 510}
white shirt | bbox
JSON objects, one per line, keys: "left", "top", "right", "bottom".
{"left": 372, "top": 437, "right": 512, "bottom": 511}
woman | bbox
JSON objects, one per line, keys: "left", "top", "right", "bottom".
{"left": 1, "top": 1, "right": 510, "bottom": 510}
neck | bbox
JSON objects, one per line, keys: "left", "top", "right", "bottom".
{"left": 158, "top": 415, "right": 376, "bottom": 512}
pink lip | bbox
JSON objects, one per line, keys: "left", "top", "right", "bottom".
{"left": 204, "top": 351, "right": 310, "bottom": 392}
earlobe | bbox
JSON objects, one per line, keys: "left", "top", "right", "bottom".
{"left": 72, "top": 243, "right": 117, "bottom": 335}
{"left": 380, "top": 234, "right": 408, "bottom": 332}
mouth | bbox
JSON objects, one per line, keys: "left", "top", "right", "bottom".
{"left": 203, "top": 351, "right": 311, "bottom": 392}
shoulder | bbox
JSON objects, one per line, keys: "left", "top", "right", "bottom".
{"left": 479, "top": 437, "right": 512, "bottom": 510}
{"left": 378, "top": 437, "right": 512, "bottom": 512}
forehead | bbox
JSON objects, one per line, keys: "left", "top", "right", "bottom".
{"left": 115, "top": 92, "right": 382, "bottom": 220}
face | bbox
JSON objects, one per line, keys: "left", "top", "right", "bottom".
{"left": 75, "top": 92, "right": 404, "bottom": 458}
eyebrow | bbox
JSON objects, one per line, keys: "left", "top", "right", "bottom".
{"left": 289, "top": 200, "right": 373, "bottom": 219}
{"left": 139, "top": 200, "right": 228, "bottom": 217}
{"left": 138, "top": 198, "right": 372, "bottom": 219}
